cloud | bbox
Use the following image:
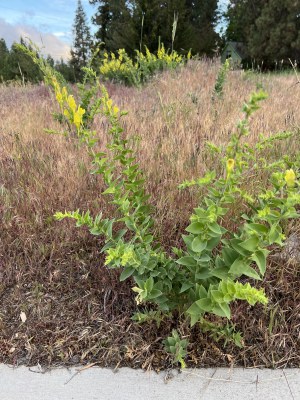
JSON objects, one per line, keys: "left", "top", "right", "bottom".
{"left": 0, "top": 17, "right": 70, "bottom": 60}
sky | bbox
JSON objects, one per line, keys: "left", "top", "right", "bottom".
{"left": 0, "top": 0, "right": 229, "bottom": 61}
{"left": 0, "top": 0, "right": 95, "bottom": 60}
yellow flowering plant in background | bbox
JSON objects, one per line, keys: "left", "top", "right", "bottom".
{"left": 99, "top": 44, "right": 186, "bottom": 86}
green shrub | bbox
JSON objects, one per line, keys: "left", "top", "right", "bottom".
{"left": 19, "top": 44, "right": 300, "bottom": 368}
{"left": 99, "top": 45, "right": 188, "bottom": 86}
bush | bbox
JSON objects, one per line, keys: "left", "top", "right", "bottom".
{"left": 19, "top": 44, "right": 300, "bottom": 367}
{"left": 99, "top": 45, "right": 188, "bottom": 86}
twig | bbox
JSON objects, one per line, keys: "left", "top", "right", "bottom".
{"left": 64, "top": 363, "right": 98, "bottom": 385}
{"left": 287, "top": 58, "right": 300, "bottom": 89}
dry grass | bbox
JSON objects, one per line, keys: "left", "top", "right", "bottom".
{"left": 0, "top": 59, "right": 299, "bottom": 369}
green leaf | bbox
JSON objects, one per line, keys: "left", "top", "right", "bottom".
{"left": 229, "top": 259, "right": 262, "bottom": 280}
{"left": 239, "top": 236, "right": 259, "bottom": 252}
{"left": 197, "top": 285, "right": 208, "bottom": 298}
{"left": 212, "top": 303, "right": 231, "bottom": 319}
{"left": 120, "top": 266, "right": 135, "bottom": 281}
{"left": 246, "top": 223, "right": 268, "bottom": 235}
{"left": 212, "top": 266, "right": 229, "bottom": 280}
{"left": 104, "top": 220, "right": 113, "bottom": 238}
{"left": 196, "top": 298, "right": 213, "bottom": 312}
{"left": 251, "top": 249, "right": 269, "bottom": 275}
{"left": 186, "top": 222, "right": 203, "bottom": 234}
{"left": 145, "top": 277, "right": 154, "bottom": 293}
{"left": 211, "top": 290, "right": 224, "bottom": 303}
{"left": 269, "top": 225, "right": 282, "bottom": 244}
{"left": 124, "top": 218, "right": 135, "bottom": 231}
{"left": 215, "top": 256, "right": 225, "bottom": 268}
{"left": 198, "top": 254, "right": 211, "bottom": 262}
{"left": 195, "top": 269, "right": 211, "bottom": 279}
{"left": 180, "top": 282, "right": 194, "bottom": 293}
{"left": 192, "top": 237, "right": 207, "bottom": 253}
{"left": 208, "top": 222, "right": 225, "bottom": 236}
{"left": 229, "top": 258, "right": 250, "bottom": 277}
{"left": 114, "top": 228, "right": 127, "bottom": 241}
{"left": 190, "top": 313, "right": 201, "bottom": 327}
{"left": 89, "top": 225, "right": 102, "bottom": 236}
{"left": 187, "top": 302, "right": 202, "bottom": 316}
{"left": 148, "top": 289, "right": 162, "bottom": 299}
{"left": 102, "top": 187, "right": 116, "bottom": 195}
{"left": 182, "top": 235, "right": 193, "bottom": 248}
{"left": 242, "top": 266, "right": 261, "bottom": 280}
{"left": 176, "top": 256, "right": 197, "bottom": 267}
{"left": 229, "top": 239, "right": 251, "bottom": 257}
{"left": 222, "top": 247, "right": 239, "bottom": 267}
{"left": 206, "top": 236, "right": 221, "bottom": 251}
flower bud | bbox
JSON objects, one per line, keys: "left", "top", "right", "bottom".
{"left": 226, "top": 158, "right": 235, "bottom": 176}
{"left": 285, "top": 169, "right": 296, "bottom": 188}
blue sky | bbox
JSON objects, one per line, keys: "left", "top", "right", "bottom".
{"left": 0, "top": 1, "right": 228, "bottom": 60}
{"left": 0, "top": 0, "right": 95, "bottom": 59}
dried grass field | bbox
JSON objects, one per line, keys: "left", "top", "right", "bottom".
{"left": 0, "top": 60, "right": 300, "bottom": 369}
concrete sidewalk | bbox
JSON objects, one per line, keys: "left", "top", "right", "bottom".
{"left": 0, "top": 365, "right": 299, "bottom": 400}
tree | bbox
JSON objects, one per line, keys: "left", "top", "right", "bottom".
{"left": 55, "top": 59, "right": 76, "bottom": 83}
{"left": 248, "top": 0, "right": 300, "bottom": 65}
{"left": 186, "top": 0, "right": 220, "bottom": 55}
{"left": 90, "top": 0, "right": 220, "bottom": 56}
{"left": 46, "top": 54, "right": 55, "bottom": 68}
{"left": 90, "top": 0, "right": 138, "bottom": 54}
{"left": 131, "top": 0, "right": 188, "bottom": 52}
{"left": 70, "top": 0, "right": 92, "bottom": 81}
{"left": 6, "top": 39, "right": 43, "bottom": 83}
{"left": 225, "top": 0, "right": 300, "bottom": 67}
{"left": 132, "top": 0, "right": 220, "bottom": 55}
{"left": 0, "top": 38, "right": 9, "bottom": 81}
{"left": 90, "top": 0, "right": 111, "bottom": 45}
{"left": 225, "top": 0, "right": 264, "bottom": 43}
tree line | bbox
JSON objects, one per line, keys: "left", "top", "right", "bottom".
{"left": 0, "top": 38, "right": 75, "bottom": 83}
{"left": 0, "top": 0, "right": 299, "bottom": 83}
{"left": 226, "top": 0, "right": 300, "bottom": 67}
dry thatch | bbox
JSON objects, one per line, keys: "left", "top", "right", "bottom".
{"left": 0, "top": 60, "right": 299, "bottom": 369}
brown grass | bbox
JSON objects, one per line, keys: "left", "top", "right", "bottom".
{"left": 0, "top": 59, "right": 299, "bottom": 369}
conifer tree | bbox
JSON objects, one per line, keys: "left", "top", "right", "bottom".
{"left": 90, "top": 0, "right": 111, "bottom": 45}
{"left": 248, "top": 0, "right": 300, "bottom": 65}
{"left": 7, "top": 39, "right": 43, "bottom": 82}
{"left": 186, "top": 0, "right": 219, "bottom": 55}
{"left": 225, "top": 0, "right": 264, "bottom": 43}
{"left": 225, "top": 0, "right": 300, "bottom": 67}
{"left": 90, "top": 0, "right": 220, "bottom": 56}
{"left": 0, "top": 38, "right": 9, "bottom": 81}
{"left": 90, "top": 0, "right": 137, "bottom": 54}
{"left": 70, "top": 0, "right": 92, "bottom": 81}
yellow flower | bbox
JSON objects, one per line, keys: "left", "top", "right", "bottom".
{"left": 62, "top": 87, "right": 68, "bottom": 102}
{"left": 226, "top": 158, "right": 235, "bottom": 175}
{"left": 120, "top": 249, "right": 135, "bottom": 266}
{"left": 64, "top": 109, "right": 71, "bottom": 120}
{"left": 67, "top": 95, "right": 77, "bottom": 113}
{"left": 56, "top": 91, "right": 63, "bottom": 106}
{"left": 285, "top": 169, "right": 296, "bottom": 188}
{"left": 104, "top": 248, "right": 118, "bottom": 265}
{"left": 73, "top": 106, "right": 85, "bottom": 129}
{"left": 52, "top": 77, "right": 59, "bottom": 91}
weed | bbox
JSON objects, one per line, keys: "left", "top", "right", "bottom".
{"left": 3, "top": 46, "right": 298, "bottom": 368}
{"left": 99, "top": 45, "right": 186, "bottom": 86}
